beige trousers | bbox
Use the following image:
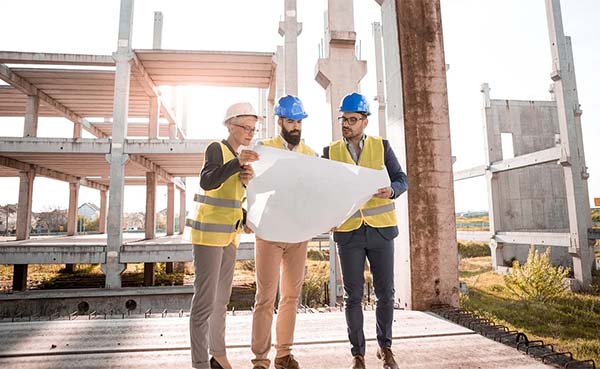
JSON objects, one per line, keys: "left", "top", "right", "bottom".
{"left": 251, "top": 237, "right": 308, "bottom": 367}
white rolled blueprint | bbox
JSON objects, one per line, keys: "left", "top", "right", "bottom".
{"left": 246, "top": 145, "right": 389, "bottom": 243}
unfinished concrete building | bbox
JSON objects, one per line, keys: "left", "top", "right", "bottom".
{"left": 456, "top": 0, "right": 595, "bottom": 289}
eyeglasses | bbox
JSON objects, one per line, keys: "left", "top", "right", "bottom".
{"left": 337, "top": 116, "right": 365, "bottom": 126}
{"left": 231, "top": 123, "right": 259, "bottom": 134}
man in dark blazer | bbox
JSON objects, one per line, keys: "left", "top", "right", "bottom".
{"left": 323, "top": 92, "right": 408, "bottom": 369}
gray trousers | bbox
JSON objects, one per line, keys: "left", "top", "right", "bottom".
{"left": 189, "top": 243, "right": 236, "bottom": 369}
{"left": 337, "top": 225, "right": 395, "bottom": 356}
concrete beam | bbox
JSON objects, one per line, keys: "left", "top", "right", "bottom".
{"left": 456, "top": 231, "right": 493, "bottom": 243}
{"left": 0, "top": 137, "right": 111, "bottom": 153}
{"left": 453, "top": 165, "right": 487, "bottom": 181}
{"left": 0, "top": 64, "right": 108, "bottom": 138}
{"left": 495, "top": 231, "right": 571, "bottom": 247}
{"left": 0, "top": 156, "right": 109, "bottom": 191}
{"left": 67, "top": 182, "right": 80, "bottom": 236}
{"left": 120, "top": 242, "right": 255, "bottom": 263}
{"left": 128, "top": 154, "right": 174, "bottom": 183}
{"left": 489, "top": 146, "right": 561, "bottom": 173}
{"left": 1, "top": 246, "right": 106, "bottom": 264}
{"left": 0, "top": 52, "right": 114, "bottom": 66}
{"left": 396, "top": 0, "right": 459, "bottom": 310}
{"left": 124, "top": 139, "right": 211, "bottom": 154}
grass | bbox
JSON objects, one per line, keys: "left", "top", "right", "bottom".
{"left": 460, "top": 256, "right": 600, "bottom": 364}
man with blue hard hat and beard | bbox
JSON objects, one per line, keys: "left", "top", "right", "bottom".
{"left": 250, "top": 95, "right": 317, "bottom": 369}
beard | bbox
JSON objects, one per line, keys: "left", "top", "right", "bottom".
{"left": 281, "top": 126, "right": 301, "bottom": 146}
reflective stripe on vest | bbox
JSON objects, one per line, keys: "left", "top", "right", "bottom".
{"left": 329, "top": 136, "right": 397, "bottom": 232}
{"left": 186, "top": 218, "right": 238, "bottom": 233}
{"left": 188, "top": 141, "right": 245, "bottom": 247}
{"left": 261, "top": 135, "right": 316, "bottom": 156}
{"left": 193, "top": 194, "right": 241, "bottom": 209}
{"left": 349, "top": 202, "right": 396, "bottom": 219}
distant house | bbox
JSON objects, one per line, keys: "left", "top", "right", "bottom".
{"left": 78, "top": 203, "right": 100, "bottom": 220}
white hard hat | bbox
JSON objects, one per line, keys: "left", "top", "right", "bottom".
{"left": 223, "top": 102, "right": 258, "bottom": 124}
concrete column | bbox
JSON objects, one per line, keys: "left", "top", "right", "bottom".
{"left": 315, "top": 0, "right": 367, "bottom": 141}
{"left": 273, "top": 45, "right": 285, "bottom": 137}
{"left": 480, "top": 84, "right": 504, "bottom": 270}
{"left": 145, "top": 172, "right": 157, "bottom": 239}
{"left": 16, "top": 170, "right": 34, "bottom": 241}
{"left": 258, "top": 89, "right": 267, "bottom": 139}
{"left": 152, "top": 11, "right": 163, "bottom": 49}
{"left": 166, "top": 183, "right": 175, "bottom": 235}
{"left": 98, "top": 189, "right": 107, "bottom": 234}
{"left": 144, "top": 171, "right": 157, "bottom": 286}
{"left": 149, "top": 11, "right": 162, "bottom": 140}
{"left": 545, "top": 0, "right": 593, "bottom": 289}
{"left": 372, "top": 22, "right": 386, "bottom": 138}
{"left": 67, "top": 182, "right": 79, "bottom": 236}
{"left": 178, "top": 186, "right": 186, "bottom": 234}
{"left": 181, "top": 91, "right": 189, "bottom": 137}
{"left": 13, "top": 169, "right": 34, "bottom": 291}
{"left": 73, "top": 122, "right": 82, "bottom": 139}
{"left": 24, "top": 95, "right": 39, "bottom": 138}
{"left": 174, "top": 184, "right": 186, "bottom": 273}
{"left": 375, "top": 0, "right": 411, "bottom": 309}
{"left": 395, "top": 0, "right": 459, "bottom": 310}
{"left": 104, "top": 0, "right": 134, "bottom": 289}
{"left": 169, "top": 87, "right": 178, "bottom": 139}
{"left": 148, "top": 96, "right": 159, "bottom": 139}
{"left": 278, "top": 0, "right": 301, "bottom": 95}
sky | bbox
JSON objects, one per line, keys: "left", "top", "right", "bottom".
{"left": 0, "top": 0, "right": 598, "bottom": 214}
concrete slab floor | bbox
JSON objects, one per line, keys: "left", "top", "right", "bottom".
{"left": 0, "top": 310, "right": 554, "bottom": 369}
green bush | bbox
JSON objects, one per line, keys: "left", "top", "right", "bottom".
{"left": 504, "top": 247, "right": 569, "bottom": 302}
{"left": 458, "top": 241, "right": 491, "bottom": 258}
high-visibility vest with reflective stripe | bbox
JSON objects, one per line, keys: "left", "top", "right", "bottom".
{"left": 261, "top": 136, "right": 317, "bottom": 156}
{"left": 329, "top": 136, "right": 397, "bottom": 231}
{"left": 188, "top": 142, "right": 244, "bottom": 247}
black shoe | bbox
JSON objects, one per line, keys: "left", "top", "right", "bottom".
{"left": 210, "top": 357, "right": 225, "bottom": 369}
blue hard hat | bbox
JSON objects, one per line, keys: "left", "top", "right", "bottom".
{"left": 339, "top": 92, "right": 371, "bottom": 115}
{"left": 274, "top": 95, "right": 308, "bottom": 120}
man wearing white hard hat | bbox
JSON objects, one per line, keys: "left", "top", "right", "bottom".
{"left": 188, "top": 102, "right": 260, "bottom": 369}
{"left": 250, "top": 95, "right": 316, "bottom": 369}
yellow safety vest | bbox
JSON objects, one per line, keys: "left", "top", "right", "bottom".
{"left": 187, "top": 142, "right": 245, "bottom": 247}
{"left": 261, "top": 135, "right": 317, "bottom": 156}
{"left": 329, "top": 136, "right": 397, "bottom": 232}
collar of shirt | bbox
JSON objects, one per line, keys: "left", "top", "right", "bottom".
{"left": 343, "top": 134, "right": 366, "bottom": 163}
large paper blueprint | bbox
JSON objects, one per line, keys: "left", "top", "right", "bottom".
{"left": 246, "top": 145, "right": 389, "bottom": 243}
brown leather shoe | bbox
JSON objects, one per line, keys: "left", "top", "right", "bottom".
{"left": 377, "top": 347, "right": 399, "bottom": 369}
{"left": 274, "top": 354, "right": 302, "bottom": 369}
{"left": 350, "top": 355, "right": 366, "bottom": 369}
